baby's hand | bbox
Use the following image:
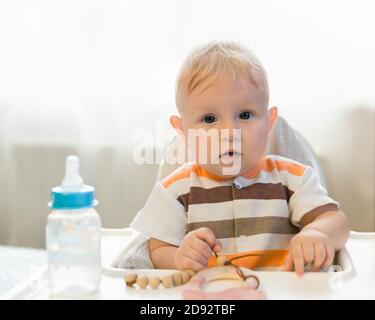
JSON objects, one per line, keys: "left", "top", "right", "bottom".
{"left": 284, "top": 229, "right": 335, "bottom": 277}
{"left": 175, "top": 227, "right": 221, "bottom": 272}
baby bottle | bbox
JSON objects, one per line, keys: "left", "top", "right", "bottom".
{"left": 46, "top": 155, "right": 102, "bottom": 297}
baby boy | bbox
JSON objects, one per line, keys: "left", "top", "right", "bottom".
{"left": 130, "top": 41, "right": 350, "bottom": 276}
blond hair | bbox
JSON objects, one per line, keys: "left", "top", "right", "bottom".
{"left": 175, "top": 41, "right": 269, "bottom": 110}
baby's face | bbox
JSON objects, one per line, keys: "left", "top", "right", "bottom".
{"left": 174, "top": 74, "right": 277, "bottom": 177}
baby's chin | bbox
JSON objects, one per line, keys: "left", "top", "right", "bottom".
{"left": 200, "top": 162, "right": 246, "bottom": 178}
{"left": 200, "top": 157, "right": 261, "bottom": 178}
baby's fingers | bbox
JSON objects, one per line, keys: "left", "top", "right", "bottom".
{"left": 213, "top": 240, "right": 222, "bottom": 253}
{"left": 184, "top": 247, "right": 209, "bottom": 266}
{"left": 190, "top": 238, "right": 213, "bottom": 260}
{"left": 284, "top": 244, "right": 305, "bottom": 276}
{"left": 312, "top": 243, "right": 327, "bottom": 272}
{"left": 292, "top": 243, "right": 305, "bottom": 277}
{"left": 181, "top": 255, "right": 206, "bottom": 272}
{"left": 283, "top": 251, "right": 294, "bottom": 272}
{"left": 321, "top": 244, "right": 335, "bottom": 269}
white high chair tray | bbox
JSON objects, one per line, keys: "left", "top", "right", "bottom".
{"left": 7, "top": 229, "right": 375, "bottom": 300}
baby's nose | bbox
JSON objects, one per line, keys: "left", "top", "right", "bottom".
{"left": 218, "top": 129, "right": 241, "bottom": 157}
{"left": 219, "top": 128, "right": 241, "bottom": 143}
{"left": 220, "top": 120, "right": 238, "bottom": 137}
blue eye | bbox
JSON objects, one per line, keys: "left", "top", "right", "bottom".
{"left": 239, "top": 111, "right": 253, "bottom": 120}
{"left": 203, "top": 115, "right": 217, "bottom": 123}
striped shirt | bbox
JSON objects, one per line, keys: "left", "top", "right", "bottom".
{"left": 130, "top": 155, "right": 339, "bottom": 269}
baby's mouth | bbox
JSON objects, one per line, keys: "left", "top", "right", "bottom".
{"left": 219, "top": 150, "right": 241, "bottom": 159}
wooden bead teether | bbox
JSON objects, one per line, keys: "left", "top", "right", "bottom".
{"left": 161, "top": 275, "right": 174, "bottom": 288}
{"left": 136, "top": 276, "right": 149, "bottom": 289}
{"left": 123, "top": 253, "right": 258, "bottom": 291}
{"left": 181, "top": 271, "right": 190, "bottom": 284}
{"left": 172, "top": 272, "right": 183, "bottom": 286}
{"left": 216, "top": 255, "right": 227, "bottom": 266}
{"left": 149, "top": 276, "right": 160, "bottom": 289}
{"left": 124, "top": 273, "right": 137, "bottom": 287}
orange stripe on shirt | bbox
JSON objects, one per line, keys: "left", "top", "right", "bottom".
{"left": 243, "top": 158, "right": 305, "bottom": 179}
{"left": 162, "top": 166, "right": 192, "bottom": 188}
{"left": 272, "top": 159, "right": 305, "bottom": 176}
{"left": 207, "top": 250, "right": 289, "bottom": 269}
{"left": 162, "top": 158, "right": 305, "bottom": 188}
{"left": 162, "top": 164, "right": 232, "bottom": 188}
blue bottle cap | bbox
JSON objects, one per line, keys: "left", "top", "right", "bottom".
{"left": 49, "top": 185, "right": 98, "bottom": 210}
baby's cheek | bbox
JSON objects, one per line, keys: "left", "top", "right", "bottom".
{"left": 244, "top": 129, "right": 268, "bottom": 155}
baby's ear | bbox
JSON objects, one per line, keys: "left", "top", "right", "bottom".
{"left": 169, "top": 115, "right": 185, "bottom": 140}
{"left": 268, "top": 106, "right": 278, "bottom": 134}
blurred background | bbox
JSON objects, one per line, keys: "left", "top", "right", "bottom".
{"left": 0, "top": 0, "right": 374, "bottom": 249}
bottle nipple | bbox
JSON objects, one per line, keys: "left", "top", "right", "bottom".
{"left": 61, "top": 155, "right": 84, "bottom": 192}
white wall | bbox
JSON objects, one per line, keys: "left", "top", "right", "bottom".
{"left": 0, "top": 0, "right": 374, "bottom": 247}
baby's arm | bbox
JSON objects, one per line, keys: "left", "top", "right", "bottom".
{"left": 299, "top": 209, "right": 350, "bottom": 250}
{"left": 284, "top": 209, "right": 350, "bottom": 276}
{"left": 149, "top": 227, "right": 221, "bottom": 271}
{"left": 149, "top": 238, "right": 179, "bottom": 269}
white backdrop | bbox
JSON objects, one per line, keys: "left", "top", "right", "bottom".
{"left": 0, "top": 0, "right": 374, "bottom": 248}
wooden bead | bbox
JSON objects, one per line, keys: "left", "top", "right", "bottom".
{"left": 185, "top": 269, "right": 196, "bottom": 277}
{"left": 149, "top": 277, "right": 160, "bottom": 289}
{"left": 161, "top": 275, "right": 174, "bottom": 288}
{"left": 181, "top": 271, "right": 190, "bottom": 284}
{"left": 216, "top": 255, "right": 227, "bottom": 266}
{"left": 172, "top": 272, "right": 183, "bottom": 286}
{"left": 136, "top": 276, "right": 149, "bottom": 289}
{"left": 124, "top": 273, "right": 137, "bottom": 287}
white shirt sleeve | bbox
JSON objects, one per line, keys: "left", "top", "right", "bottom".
{"left": 289, "top": 165, "right": 339, "bottom": 228}
{"left": 129, "top": 182, "right": 187, "bottom": 246}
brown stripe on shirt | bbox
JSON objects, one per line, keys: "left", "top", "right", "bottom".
{"left": 186, "top": 216, "right": 299, "bottom": 238}
{"left": 177, "top": 183, "right": 295, "bottom": 212}
{"left": 299, "top": 203, "right": 339, "bottom": 227}
{"left": 234, "top": 183, "right": 294, "bottom": 201}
